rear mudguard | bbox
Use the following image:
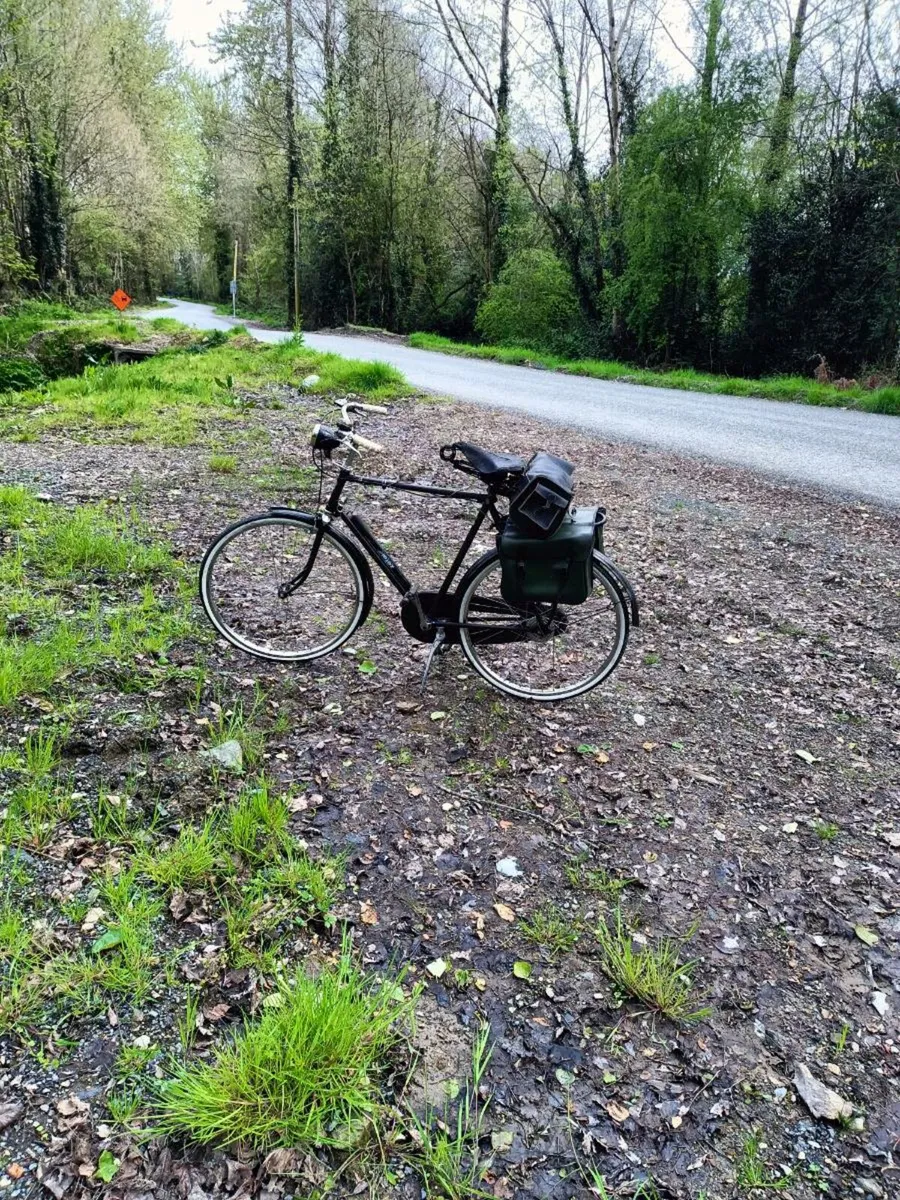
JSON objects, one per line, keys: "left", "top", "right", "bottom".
{"left": 455, "top": 549, "right": 639, "bottom": 629}
{"left": 266, "top": 507, "right": 376, "bottom": 627}
{"left": 594, "top": 552, "right": 640, "bottom": 628}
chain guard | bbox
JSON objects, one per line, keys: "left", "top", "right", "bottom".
{"left": 400, "top": 591, "right": 463, "bottom": 644}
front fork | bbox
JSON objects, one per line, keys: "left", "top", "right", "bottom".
{"left": 276, "top": 513, "right": 329, "bottom": 599}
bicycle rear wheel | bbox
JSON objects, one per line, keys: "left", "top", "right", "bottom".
{"left": 457, "top": 551, "right": 629, "bottom": 701}
{"left": 200, "top": 513, "right": 367, "bottom": 661}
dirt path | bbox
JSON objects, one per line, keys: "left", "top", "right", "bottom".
{"left": 1, "top": 387, "right": 898, "bottom": 1200}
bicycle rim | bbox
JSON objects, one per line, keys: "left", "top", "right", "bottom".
{"left": 458, "top": 553, "right": 628, "bottom": 701}
{"left": 200, "top": 514, "right": 365, "bottom": 661}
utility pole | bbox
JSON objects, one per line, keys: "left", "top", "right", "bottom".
{"left": 232, "top": 239, "right": 238, "bottom": 316}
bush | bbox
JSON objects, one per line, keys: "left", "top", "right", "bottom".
{"left": 475, "top": 249, "right": 587, "bottom": 357}
{"left": 0, "top": 355, "right": 45, "bottom": 393}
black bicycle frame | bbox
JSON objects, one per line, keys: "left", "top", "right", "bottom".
{"left": 280, "top": 464, "right": 504, "bottom": 603}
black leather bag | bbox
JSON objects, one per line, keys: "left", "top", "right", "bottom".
{"left": 508, "top": 451, "right": 575, "bottom": 538}
{"left": 498, "top": 506, "right": 603, "bottom": 607}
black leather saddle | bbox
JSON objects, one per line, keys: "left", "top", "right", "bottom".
{"left": 453, "top": 442, "right": 526, "bottom": 484}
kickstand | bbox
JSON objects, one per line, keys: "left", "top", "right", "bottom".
{"left": 421, "top": 628, "right": 447, "bottom": 688}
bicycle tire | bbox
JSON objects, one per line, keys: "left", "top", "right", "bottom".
{"left": 457, "top": 550, "right": 630, "bottom": 701}
{"left": 199, "top": 511, "right": 370, "bottom": 661}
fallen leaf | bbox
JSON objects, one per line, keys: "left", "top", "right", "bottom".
{"left": 512, "top": 961, "right": 532, "bottom": 980}
{"left": 871, "top": 991, "right": 890, "bottom": 1018}
{"left": 56, "top": 1096, "right": 87, "bottom": 1117}
{"left": 80, "top": 907, "right": 104, "bottom": 933}
{"left": 360, "top": 900, "right": 378, "bottom": 926}
{"left": 94, "top": 1151, "right": 118, "bottom": 1183}
{"left": 607, "top": 1101, "right": 631, "bottom": 1123}
{"left": 795, "top": 749, "right": 817, "bottom": 765}
{"left": 493, "top": 902, "right": 515, "bottom": 922}
{"left": 793, "top": 1063, "right": 853, "bottom": 1121}
{"left": 91, "top": 928, "right": 123, "bottom": 954}
{"left": 0, "top": 1103, "right": 23, "bottom": 1132}
{"left": 262, "top": 1148, "right": 300, "bottom": 1175}
{"left": 854, "top": 924, "right": 879, "bottom": 946}
{"left": 7, "top": 1163, "right": 25, "bottom": 1180}
{"left": 555, "top": 1068, "right": 576, "bottom": 1088}
{"left": 426, "top": 958, "right": 447, "bottom": 978}
{"left": 396, "top": 700, "right": 421, "bottom": 713}
{"left": 201, "top": 1003, "right": 230, "bottom": 1023}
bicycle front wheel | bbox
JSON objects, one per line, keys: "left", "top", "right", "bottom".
{"left": 200, "top": 513, "right": 367, "bottom": 661}
{"left": 457, "top": 551, "right": 629, "bottom": 701}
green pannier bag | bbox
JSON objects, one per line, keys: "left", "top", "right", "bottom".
{"left": 498, "top": 506, "right": 604, "bottom": 607}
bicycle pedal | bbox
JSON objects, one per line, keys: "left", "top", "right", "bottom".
{"left": 421, "top": 630, "right": 446, "bottom": 686}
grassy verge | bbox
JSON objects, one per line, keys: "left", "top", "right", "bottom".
{"left": 408, "top": 332, "right": 900, "bottom": 415}
{"left": 0, "top": 325, "right": 409, "bottom": 444}
{"left": 0, "top": 486, "right": 194, "bottom": 708}
{"left": 212, "top": 300, "right": 291, "bottom": 329}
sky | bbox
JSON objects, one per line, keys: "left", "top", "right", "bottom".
{"left": 155, "top": 0, "right": 695, "bottom": 79}
{"left": 153, "top": 0, "right": 239, "bottom": 74}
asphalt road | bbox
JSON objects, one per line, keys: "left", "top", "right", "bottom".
{"left": 147, "top": 298, "right": 900, "bottom": 507}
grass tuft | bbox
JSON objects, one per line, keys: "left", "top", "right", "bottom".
{"left": 155, "top": 945, "right": 417, "bottom": 1151}
{"left": 595, "top": 907, "right": 709, "bottom": 1021}
{"left": 519, "top": 903, "right": 581, "bottom": 960}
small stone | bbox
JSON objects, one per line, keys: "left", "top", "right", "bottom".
{"left": 201, "top": 739, "right": 243, "bottom": 772}
{"left": 131, "top": 1035, "right": 151, "bottom": 1049}
{"left": 496, "top": 857, "right": 523, "bottom": 878}
{"left": 300, "top": 374, "right": 320, "bottom": 389}
{"left": 871, "top": 991, "right": 890, "bottom": 1018}
{"left": 793, "top": 1063, "right": 853, "bottom": 1122}
{"left": 859, "top": 1178, "right": 884, "bottom": 1197}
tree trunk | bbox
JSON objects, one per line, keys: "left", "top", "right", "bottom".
{"left": 763, "top": 0, "right": 809, "bottom": 189}
{"left": 700, "top": 0, "right": 724, "bottom": 114}
{"left": 488, "top": 0, "right": 511, "bottom": 282}
{"left": 284, "top": 0, "right": 301, "bottom": 328}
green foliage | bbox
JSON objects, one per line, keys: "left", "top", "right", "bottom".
{"left": 614, "top": 86, "right": 755, "bottom": 364}
{"left": 155, "top": 948, "right": 417, "bottom": 1151}
{"left": 475, "top": 249, "right": 587, "bottom": 357}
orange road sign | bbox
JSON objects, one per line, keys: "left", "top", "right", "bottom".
{"left": 110, "top": 289, "right": 132, "bottom": 311}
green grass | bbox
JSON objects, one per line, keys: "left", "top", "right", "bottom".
{"left": 408, "top": 332, "right": 900, "bottom": 415}
{"left": 405, "top": 1022, "right": 493, "bottom": 1199}
{"left": 208, "top": 452, "right": 238, "bottom": 474}
{"left": 565, "top": 857, "right": 634, "bottom": 899}
{"left": 594, "top": 907, "right": 709, "bottom": 1021}
{"left": 519, "top": 903, "right": 581, "bottom": 960}
{"left": 0, "top": 487, "right": 192, "bottom": 707}
{"left": 211, "top": 300, "right": 291, "bottom": 329}
{"left": 1, "top": 332, "right": 409, "bottom": 444}
{"left": 736, "top": 1131, "right": 790, "bottom": 1191}
{"left": 155, "top": 946, "right": 417, "bottom": 1152}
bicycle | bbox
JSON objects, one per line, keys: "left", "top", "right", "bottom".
{"left": 199, "top": 400, "right": 639, "bottom": 701}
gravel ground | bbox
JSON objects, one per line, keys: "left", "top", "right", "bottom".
{"left": 0, "top": 385, "right": 898, "bottom": 1200}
